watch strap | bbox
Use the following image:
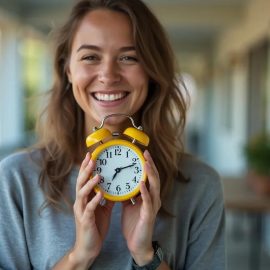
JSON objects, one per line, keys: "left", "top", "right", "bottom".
{"left": 132, "top": 241, "right": 163, "bottom": 270}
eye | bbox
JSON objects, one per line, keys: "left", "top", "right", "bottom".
{"left": 81, "top": 54, "right": 100, "bottom": 63}
{"left": 119, "top": 55, "right": 138, "bottom": 64}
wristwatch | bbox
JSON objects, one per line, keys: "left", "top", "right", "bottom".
{"left": 132, "top": 241, "right": 163, "bottom": 270}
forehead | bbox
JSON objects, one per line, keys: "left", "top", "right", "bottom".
{"left": 72, "top": 9, "right": 134, "bottom": 49}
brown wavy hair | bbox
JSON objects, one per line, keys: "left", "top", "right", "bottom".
{"left": 36, "top": 0, "right": 187, "bottom": 211}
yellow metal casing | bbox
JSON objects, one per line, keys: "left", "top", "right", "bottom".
{"left": 123, "top": 127, "right": 149, "bottom": 146}
{"left": 85, "top": 128, "right": 112, "bottom": 147}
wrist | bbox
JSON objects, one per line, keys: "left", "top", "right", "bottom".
{"left": 132, "top": 241, "right": 164, "bottom": 270}
{"left": 131, "top": 248, "right": 154, "bottom": 266}
{"left": 68, "top": 248, "right": 96, "bottom": 269}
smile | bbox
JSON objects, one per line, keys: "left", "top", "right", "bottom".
{"left": 92, "top": 92, "right": 129, "bottom": 102}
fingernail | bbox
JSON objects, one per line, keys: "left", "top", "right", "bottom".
{"left": 100, "top": 197, "right": 106, "bottom": 206}
{"left": 85, "top": 152, "right": 90, "bottom": 160}
{"left": 93, "top": 174, "right": 100, "bottom": 181}
{"left": 144, "top": 150, "right": 151, "bottom": 159}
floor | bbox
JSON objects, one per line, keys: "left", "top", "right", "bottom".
{"left": 226, "top": 211, "right": 270, "bottom": 270}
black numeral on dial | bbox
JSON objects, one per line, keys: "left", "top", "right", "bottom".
{"left": 116, "top": 185, "right": 121, "bottom": 193}
{"left": 134, "top": 167, "right": 141, "bottom": 174}
{"left": 106, "top": 151, "right": 113, "bottom": 158}
{"left": 99, "top": 176, "right": 105, "bottom": 184}
{"left": 115, "top": 148, "right": 121, "bottom": 156}
{"left": 96, "top": 167, "right": 102, "bottom": 174}
{"left": 98, "top": 159, "right": 107, "bottom": 165}
{"left": 132, "top": 176, "right": 138, "bottom": 183}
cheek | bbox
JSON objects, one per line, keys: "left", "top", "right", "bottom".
{"left": 70, "top": 70, "right": 92, "bottom": 107}
{"left": 71, "top": 65, "right": 95, "bottom": 89}
{"left": 128, "top": 68, "right": 149, "bottom": 91}
{"left": 136, "top": 74, "right": 149, "bottom": 99}
{"left": 131, "top": 80, "right": 149, "bottom": 111}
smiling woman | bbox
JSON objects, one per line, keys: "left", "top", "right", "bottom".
{"left": 0, "top": 1, "right": 225, "bottom": 270}
{"left": 67, "top": 9, "right": 149, "bottom": 131}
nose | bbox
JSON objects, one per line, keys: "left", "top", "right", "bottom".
{"left": 98, "top": 59, "right": 121, "bottom": 85}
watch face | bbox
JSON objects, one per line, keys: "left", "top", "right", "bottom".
{"left": 92, "top": 142, "right": 145, "bottom": 200}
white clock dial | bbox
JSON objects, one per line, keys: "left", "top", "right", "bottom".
{"left": 93, "top": 145, "right": 143, "bottom": 196}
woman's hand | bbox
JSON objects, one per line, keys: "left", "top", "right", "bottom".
{"left": 71, "top": 152, "right": 114, "bottom": 268}
{"left": 121, "top": 150, "right": 161, "bottom": 266}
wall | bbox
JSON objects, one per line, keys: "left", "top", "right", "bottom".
{"left": 0, "top": 19, "right": 24, "bottom": 149}
{"left": 216, "top": 0, "right": 270, "bottom": 63}
{"left": 0, "top": 10, "right": 52, "bottom": 155}
{"left": 210, "top": 0, "right": 270, "bottom": 254}
{"left": 209, "top": 0, "right": 270, "bottom": 176}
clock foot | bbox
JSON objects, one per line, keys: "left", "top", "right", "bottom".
{"left": 130, "top": 197, "right": 136, "bottom": 205}
{"left": 100, "top": 198, "right": 106, "bottom": 206}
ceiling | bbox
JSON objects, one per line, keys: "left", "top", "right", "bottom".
{"left": 0, "top": 0, "right": 250, "bottom": 50}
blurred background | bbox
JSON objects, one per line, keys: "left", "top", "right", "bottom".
{"left": 0, "top": 0, "right": 270, "bottom": 269}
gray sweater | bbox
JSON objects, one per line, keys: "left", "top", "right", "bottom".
{"left": 0, "top": 150, "right": 225, "bottom": 270}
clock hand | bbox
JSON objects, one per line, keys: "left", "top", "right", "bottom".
{"left": 112, "top": 167, "right": 121, "bottom": 181}
{"left": 111, "top": 163, "right": 136, "bottom": 181}
{"left": 118, "top": 163, "right": 136, "bottom": 170}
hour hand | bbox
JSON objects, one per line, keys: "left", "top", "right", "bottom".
{"left": 112, "top": 167, "right": 121, "bottom": 181}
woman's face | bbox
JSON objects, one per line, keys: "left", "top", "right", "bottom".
{"left": 67, "top": 9, "right": 149, "bottom": 132}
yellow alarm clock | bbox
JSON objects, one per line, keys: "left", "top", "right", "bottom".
{"left": 86, "top": 114, "right": 150, "bottom": 203}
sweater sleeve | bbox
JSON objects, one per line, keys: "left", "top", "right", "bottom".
{"left": 184, "top": 171, "right": 226, "bottom": 270}
{"left": 0, "top": 158, "right": 32, "bottom": 270}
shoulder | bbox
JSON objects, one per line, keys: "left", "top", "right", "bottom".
{"left": 0, "top": 148, "right": 42, "bottom": 170}
{"left": 180, "top": 154, "right": 223, "bottom": 206}
{"left": 166, "top": 154, "right": 223, "bottom": 213}
{"left": 180, "top": 154, "right": 224, "bottom": 212}
{"left": 0, "top": 149, "right": 43, "bottom": 187}
{"left": 179, "top": 154, "right": 221, "bottom": 189}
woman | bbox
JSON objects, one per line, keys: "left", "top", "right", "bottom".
{"left": 0, "top": 0, "right": 225, "bottom": 269}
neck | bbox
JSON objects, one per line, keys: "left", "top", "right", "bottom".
{"left": 84, "top": 113, "right": 142, "bottom": 138}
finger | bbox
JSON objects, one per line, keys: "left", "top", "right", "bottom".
{"left": 76, "top": 159, "right": 96, "bottom": 193}
{"left": 79, "top": 152, "right": 90, "bottom": 174}
{"left": 144, "top": 161, "right": 161, "bottom": 212}
{"left": 83, "top": 191, "right": 103, "bottom": 220}
{"left": 78, "top": 174, "right": 100, "bottom": 201}
{"left": 75, "top": 175, "right": 100, "bottom": 216}
{"left": 144, "top": 150, "right": 159, "bottom": 178}
{"left": 144, "top": 161, "right": 160, "bottom": 195}
{"left": 140, "top": 181, "right": 152, "bottom": 211}
{"left": 140, "top": 181, "right": 159, "bottom": 223}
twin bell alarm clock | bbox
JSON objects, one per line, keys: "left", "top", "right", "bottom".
{"left": 85, "top": 114, "right": 150, "bottom": 203}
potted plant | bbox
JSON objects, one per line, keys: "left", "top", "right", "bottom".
{"left": 244, "top": 134, "right": 270, "bottom": 196}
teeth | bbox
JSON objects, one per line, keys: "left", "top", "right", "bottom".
{"left": 94, "top": 92, "right": 126, "bottom": 101}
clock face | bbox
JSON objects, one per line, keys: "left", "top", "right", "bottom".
{"left": 92, "top": 143, "right": 145, "bottom": 200}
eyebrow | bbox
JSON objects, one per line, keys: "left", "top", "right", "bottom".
{"left": 76, "top": 44, "right": 136, "bottom": 53}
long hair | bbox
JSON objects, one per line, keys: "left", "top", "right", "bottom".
{"left": 36, "top": 0, "right": 187, "bottom": 211}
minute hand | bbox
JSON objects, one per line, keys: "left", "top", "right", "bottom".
{"left": 118, "top": 163, "right": 136, "bottom": 170}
